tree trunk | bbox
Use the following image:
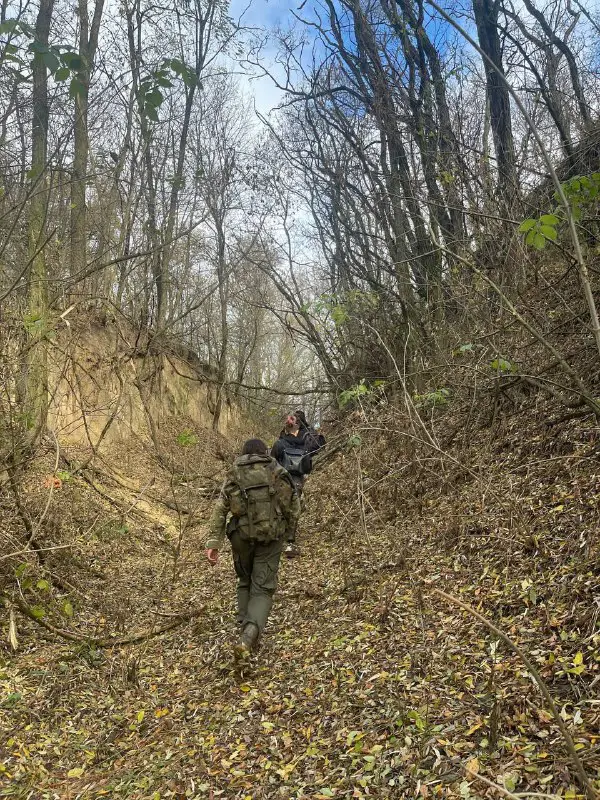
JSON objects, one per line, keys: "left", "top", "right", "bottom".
{"left": 211, "top": 214, "right": 228, "bottom": 432}
{"left": 25, "top": 0, "right": 55, "bottom": 439}
{"left": 70, "top": 0, "right": 104, "bottom": 278}
{"left": 472, "top": 0, "right": 518, "bottom": 203}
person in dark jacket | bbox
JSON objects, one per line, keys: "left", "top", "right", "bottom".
{"left": 271, "top": 415, "right": 313, "bottom": 558}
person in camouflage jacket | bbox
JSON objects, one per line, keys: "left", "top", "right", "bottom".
{"left": 205, "top": 438, "right": 301, "bottom": 656}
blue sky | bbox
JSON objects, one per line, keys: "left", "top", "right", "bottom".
{"left": 228, "top": 0, "right": 293, "bottom": 115}
{"left": 231, "top": 0, "right": 297, "bottom": 29}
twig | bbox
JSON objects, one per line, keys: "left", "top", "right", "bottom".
{"left": 465, "top": 768, "right": 562, "bottom": 799}
{"left": 0, "top": 543, "right": 75, "bottom": 562}
{"left": 465, "top": 767, "right": 521, "bottom": 799}
{"left": 99, "top": 609, "right": 205, "bottom": 647}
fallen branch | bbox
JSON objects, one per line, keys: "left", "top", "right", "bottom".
{"left": 61, "top": 454, "right": 217, "bottom": 516}
{"left": 3, "top": 593, "right": 204, "bottom": 648}
{"left": 99, "top": 609, "right": 205, "bottom": 647}
{"left": 425, "top": 584, "right": 598, "bottom": 800}
{"left": 1, "top": 543, "right": 75, "bottom": 562}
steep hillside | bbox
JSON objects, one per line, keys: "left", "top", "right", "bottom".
{"left": 47, "top": 315, "right": 241, "bottom": 449}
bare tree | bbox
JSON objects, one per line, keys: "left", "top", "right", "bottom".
{"left": 472, "top": 0, "right": 518, "bottom": 203}
{"left": 70, "top": 0, "right": 104, "bottom": 277}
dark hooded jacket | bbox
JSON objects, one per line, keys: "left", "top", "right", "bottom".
{"left": 277, "top": 420, "right": 324, "bottom": 455}
{"left": 271, "top": 431, "right": 314, "bottom": 474}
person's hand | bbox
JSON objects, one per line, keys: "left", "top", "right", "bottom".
{"left": 206, "top": 548, "right": 219, "bottom": 566}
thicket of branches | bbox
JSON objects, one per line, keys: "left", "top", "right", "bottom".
{"left": 1, "top": 0, "right": 600, "bottom": 450}
{"left": 0, "top": 0, "right": 320, "bottom": 454}
{"left": 251, "top": 0, "right": 600, "bottom": 403}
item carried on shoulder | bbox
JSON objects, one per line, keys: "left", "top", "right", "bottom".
{"left": 279, "top": 444, "right": 309, "bottom": 476}
{"left": 229, "top": 457, "right": 289, "bottom": 542}
{"left": 303, "top": 427, "right": 325, "bottom": 453}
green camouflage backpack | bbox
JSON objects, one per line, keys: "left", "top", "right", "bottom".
{"left": 228, "top": 456, "right": 288, "bottom": 542}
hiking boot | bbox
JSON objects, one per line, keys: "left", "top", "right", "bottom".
{"left": 234, "top": 622, "right": 259, "bottom": 659}
{"left": 233, "top": 640, "right": 251, "bottom": 660}
{"left": 285, "top": 543, "right": 300, "bottom": 558}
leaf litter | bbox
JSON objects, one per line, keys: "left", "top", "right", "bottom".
{"left": 0, "top": 406, "right": 599, "bottom": 799}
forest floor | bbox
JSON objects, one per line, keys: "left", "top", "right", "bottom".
{"left": 1, "top": 406, "right": 599, "bottom": 800}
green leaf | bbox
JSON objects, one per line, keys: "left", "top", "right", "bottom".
{"left": 518, "top": 218, "right": 536, "bottom": 232}
{"left": 61, "top": 51, "right": 83, "bottom": 70}
{"left": 67, "top": 767, "right": 84, "bottom": 778}
{"left": 54, "top": 66, "right": 70, "bottom": 81}
{"left": 540, "top": 214, "right": 559, "bottom": 225}
{"left": 15, "top": 562, "right": 28, "bottom": 579}
{"left": 532, "top": 232, "right": 546, "bottom": 250}
{"left": 346, "top": 730, "right": 363, "bottom": 746}
{"left": 491, "top": 357, "right": 514, "bottom": 373}
{"left": 525, "top": 229, "right": 537, "bottom": 246}
{"left": 41, "top": 49, "right": 60, "bottom": 72}
{"left": 453, "top": 342, "right": 474, "bottom": 357}
{"left": 145, "top": 105, "right": 159, "bottom": 122}
{"left": 331, "top": 305, "right": 349, "bottom": 326}
{"left": 62, "top": 600, "right": 74, "bottom": 617}
{"left": 0, "top": 692, "right": 22, "bottom": 708}
{"left": 36, "top": 579, "right": 50, "bottom": 590}
{"left": 529, "top": 586, "right": 537, "bottom": 604}
{"left": 0, "top": 19, "right": 21, "bottom": 34}
{"left": 540, "top": 225, "right": 557, "bottom": 241}
{"left": 28, "top": 40, "right": 49, "bottom": 54}
{"left": 69, "top": 77, "right": 85, "bottom": 99}
{"left": 30, "top": 605, "right": 45, "bottom": 619}
{"left": 145, "top": 88, "right": 163, "bottom": 108}
{"left": 181, "top": 70, "right": 197, "bottom": 88}
{"left": 176, "top": 430, "right": 198, "bottom": 447}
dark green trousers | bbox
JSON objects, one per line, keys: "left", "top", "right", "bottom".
{"left": 230, "top": 530, "right": 283, "bottom": 634}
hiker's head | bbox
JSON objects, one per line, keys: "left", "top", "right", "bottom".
{"left": 242, "top": 438, "right": 269, "bottom": 456}
{"left": 294, "top": 409, "right": 308, "bottom": 427}
{"left": 284, "top": 414, "right": 300, "bottom": 435}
